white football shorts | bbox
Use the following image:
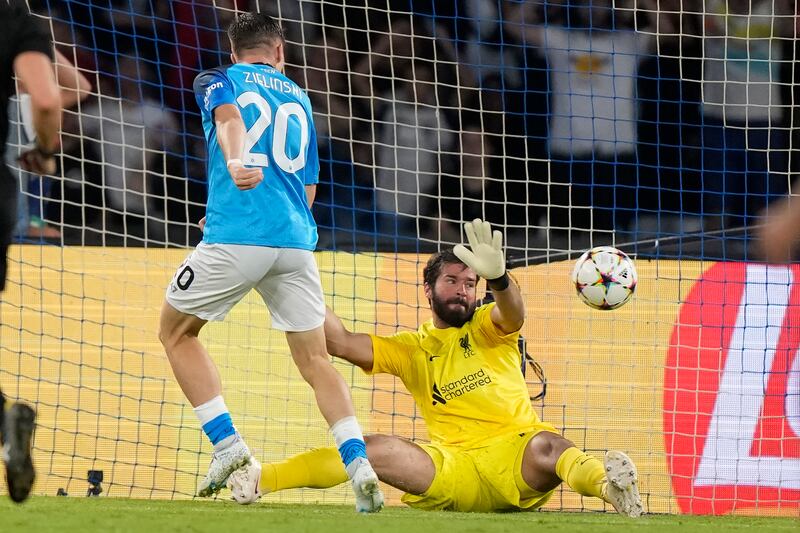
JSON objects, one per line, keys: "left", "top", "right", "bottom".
{"left": 165, "top": 242, "right": 325, "bottom": 331}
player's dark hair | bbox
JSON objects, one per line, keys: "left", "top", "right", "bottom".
{"left": 423, "top": 249, "right": 478, "bottom": 287}
{"left": 228, "top": 12, "right": 285, "bottom": 55}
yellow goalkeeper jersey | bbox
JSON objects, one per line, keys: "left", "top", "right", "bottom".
{"left": 368, "top": 303, "right": 542, "bottom": 448}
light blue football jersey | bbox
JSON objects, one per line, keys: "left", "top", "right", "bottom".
{"left": 193, "top": 63, "right": 319, "bottom": 249}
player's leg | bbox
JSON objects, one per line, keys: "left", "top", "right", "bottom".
{"left": 1, "top": 399, "right": 36, "bottom": 503}
{"left": 158, "top": 303, "right": 216, "bottom": 405}
{"left": 362, "top": 434, "right": 434, "bottom": 495}
{"left": 284, "top": 328, "right": 355, "bottom": 424}
{"left": 228, "top": 448, "right": 341, "bottom": 504}
{"left": 284, "top": 327, "right": 383, "bottom": 512}
{"left": 2, "top": 386, "right": 36, "bottom": 504}
{"left": 228, "top": 434, "right": 435, "bottom": 504}
{"left": 159, "top": 243, "right": 271, "bottom": 496}
{"left": 1, "top": 169, "right": 36, "bottom": 503}
{"left": 520, "top": 431, "right": 643, "bottom": 517}
{"left": 256, "top": 248, "right": 383, "bottom": 512}
{"left": 0, "top": 164, "right": 17, "bottom": 293}
{"left": 160, "top": 302, "right": 251, "bottom": 496}
{"left": 0, "top": 167, "right": 11, "bottom": 435}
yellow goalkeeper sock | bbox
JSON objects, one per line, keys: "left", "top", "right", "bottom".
{"left": 555, "top": 447, "right": 606, "bottom": 500}
{"left": 261, "top": 447, "right": 348, "bottom": 492}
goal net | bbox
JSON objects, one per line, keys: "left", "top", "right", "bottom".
{"left": 1, "top": 0, "right": 797, "bottom": 515}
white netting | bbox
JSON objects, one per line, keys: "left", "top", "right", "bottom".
{"left": 1, "top": 0, "right": 797, "bottom": 515}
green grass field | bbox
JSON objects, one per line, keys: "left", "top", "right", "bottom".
{"left": 0, "top": 498, "right": 796, "bottom": 533}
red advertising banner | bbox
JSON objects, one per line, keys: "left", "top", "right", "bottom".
{"left": 665, "top": 263, "right": 800, "bottom": 515}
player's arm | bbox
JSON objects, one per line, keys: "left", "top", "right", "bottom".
{"left": 758, "top": 191, "right": 800, "bottom": 263}
{"left": 213, "top": 104, "right": 263, "bottom": 191}
{"left": 15, "top": 52, "right": 60, "bottom": 152}
{"left": 54, "top": 48, "right": 92, "bottom": 109}
{"left": 454, "top": 218, "right": 524, "bottom": 333}
{"left": 323, "top": 307, "right": 375, "bottom": 372}
{"left": 14, "top": 51, "right": 61, "bottom": 175}
{"left": 305, "top": 185, "right": 316, "bottom": 207}
{"left": 16, "top": 49, "right": 91, "bottom": 110}
{"left": 303, "top": 102, "right": 320, "bottom": 207}
{"left": 487, "top": 274, "right": 525, "bottom": 334}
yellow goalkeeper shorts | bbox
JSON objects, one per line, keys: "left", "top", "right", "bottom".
{"left": 401, "top": 423, "right": 558, "bottom": 512}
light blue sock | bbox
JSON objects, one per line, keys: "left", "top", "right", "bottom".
{"left": 194, "top": 396, "right": 236, "bottom": 449}
{"left": 331, "top": 416, "right": 368, "bottom": 471}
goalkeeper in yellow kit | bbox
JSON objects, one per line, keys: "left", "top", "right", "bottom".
{"left": 227, "top": 219, "right": 643, "bottom": 516}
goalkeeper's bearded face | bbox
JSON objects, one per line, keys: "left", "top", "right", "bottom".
{"left": 428, "top": 264, "right": 478, "bottom": 328}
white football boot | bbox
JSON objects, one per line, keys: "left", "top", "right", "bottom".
{"left": 227, "top": 458, "right": 262, "bottom": 504}
{"left": 602, "top": 450, "right": 644, "bottom": 518}
{"left": 197, "top": 437, "right": 251, "bottom": 497}
{"left": 347, "top": 457, "right": 384, "bottom": 513}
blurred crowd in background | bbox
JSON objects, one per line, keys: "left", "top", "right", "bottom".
{"left": 10, "top": 0, "right": 800, "bottom": 257}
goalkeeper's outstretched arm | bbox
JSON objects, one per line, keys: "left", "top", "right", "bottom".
{"left": 454, "top": 219, "right": 524, "bottom": 333}
{"left": 488, "top": 272, "right": 525, "bottom": 334}
{"left": 323, "top": 307, "right": 375, "bottom": 371}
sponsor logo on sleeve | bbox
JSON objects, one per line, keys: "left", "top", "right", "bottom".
{"left": 203, "top": 82, "right": 223, "bottom": 109}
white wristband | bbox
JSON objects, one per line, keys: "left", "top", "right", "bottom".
{"left": 226, "top": 158, "right": 242, "bottom": 167}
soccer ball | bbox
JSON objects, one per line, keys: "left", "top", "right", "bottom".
{"left": 571, "top": 246, "right": 637, "bottom": 310}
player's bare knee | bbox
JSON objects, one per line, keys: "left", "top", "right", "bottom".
{"left": 529, "top": 432, "right": 574, "bottom": 468}
{"left": 366, "top": 435, "right": 434, "bottom": 495}
{"left": 292, "top": 350, "right": 333, "bottom": 386}
{"left": 157, "top": 322, "right": 177, "bottom": 351}
{"left": 286, "top": 329, "right": 329, "bottom": 377}
{"left": 364, "top": 434, "right": 392, "bottom": 466}
{"left": 157, "top": 330, "right": 168, "bottom": 350}
{"left": 158, "top": 313, "right": 201, "bottom": 353}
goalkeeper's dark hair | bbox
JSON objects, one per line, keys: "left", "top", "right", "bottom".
{"left": 423, "top": 249, "right": 479, "bottom": 287}
{"left": 228, "top": 12, "right": 285, "bottom": 55}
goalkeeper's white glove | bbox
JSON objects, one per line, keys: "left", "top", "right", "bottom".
{"left": 453, "top": 218, "right": 506, "bottom": 281}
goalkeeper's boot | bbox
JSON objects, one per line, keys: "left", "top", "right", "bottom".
{"left": 602, "top": 450, "right": 643, "bottom": 518}
{"left": 197, "top": 436, "right": 251, "bottom": 497}
{"left": 227, "top": 458, "right": 262, "bottom": 504}
{"left": 347, "top": 457, "right": 384, "bottom": 513}
{"left": 2, "top": 402, "right": 36, "bottom": 503}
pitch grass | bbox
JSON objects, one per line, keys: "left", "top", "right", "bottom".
{"left": 0, "top": 498, "right": 797, "bottom": 533}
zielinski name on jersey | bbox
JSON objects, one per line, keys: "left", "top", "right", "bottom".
{"left": 243, "top": 71, "right": 302, "bottom": 98}
{"left": 432, "top": 368, "right": 493, "bottom": 405}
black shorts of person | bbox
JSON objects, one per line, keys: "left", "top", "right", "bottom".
{"left": 0, "top": 164, "right": 16, "bottom": 292}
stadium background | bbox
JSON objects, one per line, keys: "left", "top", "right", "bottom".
{"left": 1, "top": 0, "right": 798, "bottom": 517}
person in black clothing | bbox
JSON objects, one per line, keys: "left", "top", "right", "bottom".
{"left": 0, "top": 3, "right": 62, "bottom": 504}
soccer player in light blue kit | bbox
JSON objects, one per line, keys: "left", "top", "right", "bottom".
{"left": 158, "top": 12, "right": 383, "bottom": 512}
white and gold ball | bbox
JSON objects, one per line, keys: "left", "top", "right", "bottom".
{"left": 571, "top": 246, "right": 637, "bottom": 310}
